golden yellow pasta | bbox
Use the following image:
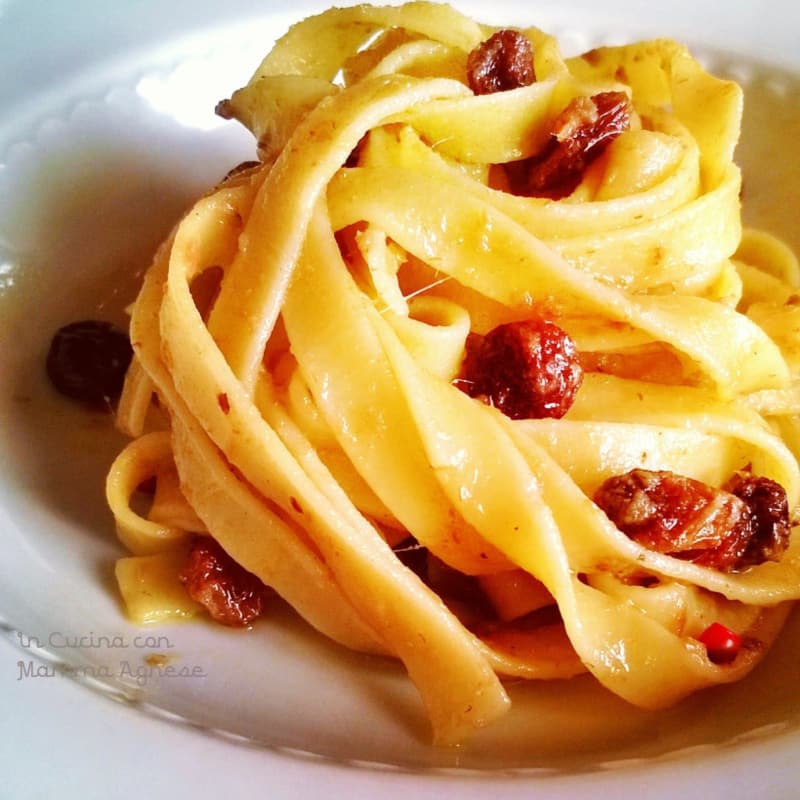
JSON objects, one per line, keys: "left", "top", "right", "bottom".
{"left": 106, "top": 1, "right": 800, "bottom": 745}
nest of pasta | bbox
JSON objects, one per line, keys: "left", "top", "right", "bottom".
{"left": 106, "top": 2, "right": 800, "bottom": 745}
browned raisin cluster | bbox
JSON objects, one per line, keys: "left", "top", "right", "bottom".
{"left": 594, "top": 469, "right": 791, "bottom": 572}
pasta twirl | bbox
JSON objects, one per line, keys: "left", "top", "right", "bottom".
{"left": 107, "top": 2, "right": 800, "bottom": 744}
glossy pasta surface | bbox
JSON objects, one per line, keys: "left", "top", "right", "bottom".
{"left": 106, "top": 2, "right": 800, "bottom": 745}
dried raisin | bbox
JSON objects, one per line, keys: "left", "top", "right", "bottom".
{"left": 180, "top": 536, "right": 270, "bottom": 627}
{"left": 458, "top": 319, "right": 583, "bottom": 420}
{"left": 467, "top": 30, "right": 535, "bottom": 95}
{"left": 526, "top": 91, "right": 632, "bottom": 198}
{"left": 725, "top": 474, "right": 791, "bottom": 567}
{"left": 46, "top": 320, "right": 133, "bottom": 407}
{"left": 593, "top": 469, "right": 785, "bottom": 572}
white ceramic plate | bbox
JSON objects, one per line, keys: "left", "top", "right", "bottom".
{"left": 2, "top": 1, "right": 800, "bottom": 796}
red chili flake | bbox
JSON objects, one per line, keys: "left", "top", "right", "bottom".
{"left": 179, "top": 537, "right": 270, "bottom": 627}
{"left": 217, "top": 392, "right": 231, "bottom": 414}
{"left": 698, "top": 622, "right": 742, "bottom": 664}
{"left": 290, "top": 496, "right": 303, "bottom": 514}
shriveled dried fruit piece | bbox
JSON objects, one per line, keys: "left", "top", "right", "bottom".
{"left": 46, "top": 320, "right": 133, "bottom": 407}
{"left": 466, "top": 29, "right": 535, "bottom": 95}
{"left": 594, "top": 469, "right": 753, "bottom": 571}
{"left": 527, "top": 91, "right": 632, "bottom": 197}
{"left": 725, "top": 474, "right": 791, "bottom": 567}
{"left": 179, "top": 536, "right": 271, "bottom": 627}
{"left": 457, "top": 318, "right": 583, "bottom": 420}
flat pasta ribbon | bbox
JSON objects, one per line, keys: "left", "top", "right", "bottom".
{"left": 108, "top": 2, "right": 800, "bottom": 744}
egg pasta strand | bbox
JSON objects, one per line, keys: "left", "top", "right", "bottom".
{"left": 107, "top": 2, "right": 800, "bottom": 744}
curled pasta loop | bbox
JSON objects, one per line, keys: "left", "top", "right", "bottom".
{"left": 110, "top": 2, "right": 800, "bottom": 743}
